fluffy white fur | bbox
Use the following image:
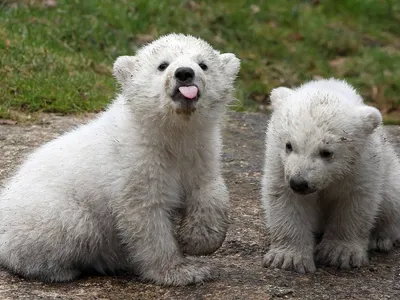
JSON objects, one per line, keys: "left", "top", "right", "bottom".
{"left": 0, "top": 33, "right": 240, "bottom": 285}
{"left": 262, "top": 78, "right": 400, "bottom": 273}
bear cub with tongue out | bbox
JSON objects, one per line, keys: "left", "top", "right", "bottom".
{"left": 0, "top": 34, "right": 240, "bottom": 286}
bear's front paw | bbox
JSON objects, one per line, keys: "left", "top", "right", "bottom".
{"left": 263, "top": 249, "right": 316, "bottom": 274}
{"left": 315, "top": 239, "right": 368, "bottom": 269}
{"left": 179, "top": 220, "right": 228, "bottom": 256}
{"left": 141, "top": 260, "right": 214, "bottom": 286}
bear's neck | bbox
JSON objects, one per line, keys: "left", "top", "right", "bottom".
{"left": 107, "top": 94, "right": 223, "bottom": 148}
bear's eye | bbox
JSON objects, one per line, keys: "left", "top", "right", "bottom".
{"left": 199, "top": 63, "right": 208, "bottom": 71}
{"left": 320, "top": 150, "right": 333, "bottom": 159}
{"left": 158, "top": 62, "right": 169, "bottom": 71}
{"left": 285, "top": 142, "right": 293, "bottom": 153}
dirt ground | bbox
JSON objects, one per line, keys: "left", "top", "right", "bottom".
{"left": 0, "top": 111, "right": 399, "bottom": 300}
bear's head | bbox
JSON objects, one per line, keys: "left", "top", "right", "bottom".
{"left": 113, "top": 33, "right": 240, "bottom": 120}
{"left": 268, "top": 82, "right": 382, "bottom": 195}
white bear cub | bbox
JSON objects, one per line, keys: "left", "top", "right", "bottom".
{"left": 0, "top": 34, "right": 240, "bottom": 285}
{"left": 262, "top": 78, "right": 400, "bottom": 273}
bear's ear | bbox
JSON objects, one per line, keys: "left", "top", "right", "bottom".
{"left": 219, "top": 53, "right": 240, "bottom": 79}
{"left": 269, "top": 87, "right": 293, "bottom": 109}
{"left": 113, "top": 56, "right": 137, "bottom": 85}
{"left": 358, "top": 106, "right": 382, "bottom": 134}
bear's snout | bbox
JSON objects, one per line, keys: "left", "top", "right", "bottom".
{"left": 175, "top": 67, "right": 195, "bottom": 83}
{"left": 170, "top": 66, "right": 201, "bottom": 114}
{"left": 289, "top": 176, "right": 315, "bottom": 195}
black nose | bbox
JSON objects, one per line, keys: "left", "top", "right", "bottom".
{"left": 289, "top": 177, "right": 309, "bottom": 192}
{"left": 175, "top": 67, "right": 195, "bottom": 83}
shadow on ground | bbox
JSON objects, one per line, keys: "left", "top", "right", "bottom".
{"left": 0, "top": 112, "right": 399, "bottom": 299}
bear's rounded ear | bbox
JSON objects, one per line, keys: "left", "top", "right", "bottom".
{"left": 270, "top": 87, "right": 293, "bottom": 109}
{"left": 113, "top": 56, "right": 136, "bottom": 85}
{"left": 358, "top": 106, "right": 382, "bottom": 134}
{"left": 219, "top": 53, "right": 240, "bottom": 79}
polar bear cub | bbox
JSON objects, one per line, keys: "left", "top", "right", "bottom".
{"left": 0, "top": 34, "right": 240, "bottom": 285}
{"left": 262, "top": 78, "right": 400, "bottom": 273}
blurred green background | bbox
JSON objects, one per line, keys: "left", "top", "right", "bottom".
{"left": 1, "top": 0, "right": 399, "bottom": 123}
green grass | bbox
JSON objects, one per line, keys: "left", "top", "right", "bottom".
{"left": 1, "top": 0, "right": 400, "bottom": 123}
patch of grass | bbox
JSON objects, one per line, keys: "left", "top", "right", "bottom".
{"left": 1, "top": 0, "right": 399, "bottom": 123}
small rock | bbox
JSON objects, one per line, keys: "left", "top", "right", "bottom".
{"left": 271, "top": 287, "right": 295, "bottom": 297}
{"left": 0, "top": 119, "right": 17, "bottom": 125}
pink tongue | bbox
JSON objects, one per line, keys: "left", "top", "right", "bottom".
{"left": 178, "top": 86, "right": 198, "bottom": 99}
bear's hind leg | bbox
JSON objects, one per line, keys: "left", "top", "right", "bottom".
{"left": 369, "top": 172, "right": 400, "bottom": 252}
{"left": 369, "top": 198, "right": 400, "bottom": 252}
{"left": 17, "top": 267, "right": 82, "bottom": 283}
{"left": 369, "top": 217, "right": 398, "bottom": 252}
{"left": 0, "top": 192, "right": 106, "bottom": 283}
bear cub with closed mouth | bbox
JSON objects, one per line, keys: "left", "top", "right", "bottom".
{"left": 262, "top": 78, "right": 400, "bottom": 273}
